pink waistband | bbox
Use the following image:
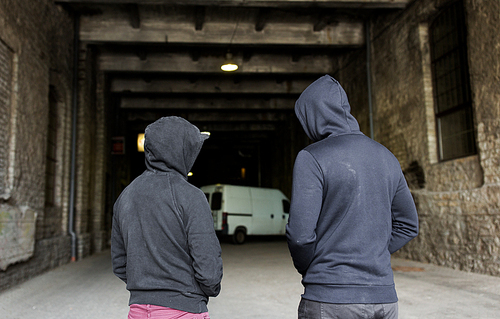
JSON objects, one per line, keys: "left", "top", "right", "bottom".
{"left": 128, "top": 304, "right": 210, "bottom": 319}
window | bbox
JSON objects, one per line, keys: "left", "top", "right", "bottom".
{"left": 211, "top": 192, "right": 222, "bottom": 210}
{"left": 430, "top": 0, "right": 476, "bottom": 161}
{"left": 282, "top": 199, "right": 290, "bottom": 214}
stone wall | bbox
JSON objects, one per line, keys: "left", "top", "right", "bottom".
{"left": 92, "top": 72, "right": 110, "bottom": 253}
{"left": 334, "top": 49, "right": 371, "bottom": 137}
{"left": 0, "top": 236, "right": 71, "bottom": 291}
{"left": 75, "top": 45, "right": 97, "bottom": 260}
{"left": 0, "top": 0, "right": 74, "bottom": 290}
{"left": 357, "top": 0, "right": 500, "bottom": 276}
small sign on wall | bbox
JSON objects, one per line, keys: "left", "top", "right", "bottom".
{"left": 0, "top": 204, "right": 37, "bottom": 271}
{"left": 112, "top": 136, "right": 125, "bottom": 155}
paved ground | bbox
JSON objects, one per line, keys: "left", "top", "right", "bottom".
{"left": 1, "top": 237, "right": 500, "bottom": 319}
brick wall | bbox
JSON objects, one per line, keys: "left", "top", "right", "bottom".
{"left": 92, "top": 72, "right": 109, "bottom": 253}
{"left": 335, "top": 50, "right": 371, "bottom": 137}
{"left": 0, "top": 0, "right": 74, "bottom": 290}
{"left": 342, "top": 0, "right": 500, "bottom": 276}
{"left": 74, "top": 45, "right": 107, "bottom": 259}
{"left": 0, "top": 236, "right": 71, "bottom": 291}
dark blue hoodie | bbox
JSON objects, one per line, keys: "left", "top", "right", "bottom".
{"left": 111, "top": 116, "right": 223, "bottom": 313}
{"left": 286, "top": 75, "right": 418, "bottom": 304}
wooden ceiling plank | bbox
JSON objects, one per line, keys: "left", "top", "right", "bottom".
{"left": 187, "top": 112, "right": 288, "bottom": 122}
{"left": 110, "top": 77, "right": 314, "bottom": 94}
{"left": 100, "top": 53, "right": 334, "bottom": 73}
{"left": 194, "top": 122, "right": 277, "bottom": 132}
{"left": 56, "top": 0, "right": 410, "bottom": 9}
{"left": 120, "top": 97, "right": 296, "bottom": 109}
{"left": 80, "top": 19, "right": 364, "bottom": 46}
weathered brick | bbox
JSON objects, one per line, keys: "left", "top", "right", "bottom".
{"left": 337, "top": 0, "right": 500, "bottom": 276}
{"left": 0, "top": 0, "right": 74, "bottom": 287}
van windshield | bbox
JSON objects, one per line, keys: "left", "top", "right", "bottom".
{"left": 211, "top": 192, "right": 222, "bottom": 210}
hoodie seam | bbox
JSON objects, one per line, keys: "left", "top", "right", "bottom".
{"left": 327, "top": 131, "right": 363, "bottom": 139}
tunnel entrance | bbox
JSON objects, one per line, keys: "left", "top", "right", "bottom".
{"left": 114, "top": 105, "right": 303, "bottom": 194}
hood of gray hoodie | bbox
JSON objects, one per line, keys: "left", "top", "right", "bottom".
{"left": 295, "top": 75, "right": 360, "bottom": 142}
{"left": 144, "top": 116, "right": 209, "bottom": 176}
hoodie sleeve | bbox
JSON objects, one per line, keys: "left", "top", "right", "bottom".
{"left": 180, "top": 187, "right": 223, "bottom": 297}
{"left": 111, "top": 205, "right": 127, "bottom": 283}
{"left": 389, "top": 172, "right": 419, "bottom": 254}
{"left": 286, "top": 150, "right": 324, "bottom": 275}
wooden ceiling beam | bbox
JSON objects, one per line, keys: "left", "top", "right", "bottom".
{"left": 100, "top": 52, "right": 334, "bottom": 73}
{"left": 127, "top": 111, "right": 289, "bottom": 122}
{"left": 126, "top": 113, "right": 280, "bottom": 132}
{"left": 188, "top": 112, "right": 288, "bottom": 122}
{"left": 80, "top": 19, "right": 364, "bottom": 46}
{"left": 110, "top": 77, "right": 314, "bottom": 94}
{"left": 314, "top": 14, "right": 338, "bottom": 32}
{"left": 120, "top": 97, "right": 296, "bottom": 109}
{"left": 56, "top": 0, "right": 410, "bottom": 9}
{"left": 193, "top": 122, "right": 277, "bottom": 132}
{"left": 127, "top": 111, "right": 288, "bottom": 122}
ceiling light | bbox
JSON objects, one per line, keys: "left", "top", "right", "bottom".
{"left": 201, "top": 131, "right": 211, "bottom": 136}
{"left": 221, "top": 52, "right": 238, "bottom": 72}
{"left": 137, "top": 133, "right": 145, "bottom": 152}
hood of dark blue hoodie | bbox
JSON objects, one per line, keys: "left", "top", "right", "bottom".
{"left": 144, "top": 116, "right": 209, "bottom": 176}
{"left": 295, "top": 75, "right": 360, "bottom": 142}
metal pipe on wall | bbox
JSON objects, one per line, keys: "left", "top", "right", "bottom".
{"left": 68, "top": 14, "right": 80, "bottom": 262}
{"left": 366, "top": 20, "right": 374, "bottom": 140}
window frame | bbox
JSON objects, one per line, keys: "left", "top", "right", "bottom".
{"left": 429, "top": 0, "right": 477, "bottom": 162}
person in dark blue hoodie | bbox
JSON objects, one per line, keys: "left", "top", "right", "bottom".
{"left": 111, "top": 116, "right": 223, "bottom": 319}
{"left": 286, "top": 75, "right": 419, "bottom": 319}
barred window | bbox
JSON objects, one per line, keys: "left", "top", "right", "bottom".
{"left": 430, "top": 0, "right": 476, "bottom": 161}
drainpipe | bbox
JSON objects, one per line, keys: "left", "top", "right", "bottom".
{"left": 68, "top": 14, "right": 80, "bottom": 262}
{"left": 366, "top": 20, "right": 374, "bottom": 140}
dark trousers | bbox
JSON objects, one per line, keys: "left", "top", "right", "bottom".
{"left": 298, "top": 298, "right": 398, "bottom": 319}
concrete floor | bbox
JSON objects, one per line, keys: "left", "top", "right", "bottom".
{"left": 1, "top": 237, "right": 499, "bottom": 319}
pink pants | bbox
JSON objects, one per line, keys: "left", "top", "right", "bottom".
{"left": 128, "top": 304, "right": 210, "bottom": 319}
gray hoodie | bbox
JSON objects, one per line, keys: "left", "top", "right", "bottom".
{"left": 111, "top": 116, "right": 223, "bottom": 313}
{"left": 287, "top": 75, "right": 418, "bottom": 304}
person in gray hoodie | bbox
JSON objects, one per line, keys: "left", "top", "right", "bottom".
{"left": 286, "top": 75, "right": 419, "bottom": 319}
{"left": 111, "top": 116, "right": 223, "bottom": 318}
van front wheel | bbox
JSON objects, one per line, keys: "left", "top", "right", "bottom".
{"left": 232, "top": 228, "right": 246, "bottom": 245}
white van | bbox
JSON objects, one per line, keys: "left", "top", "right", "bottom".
{"left": 201, "top": 184, "right": 290, "bottom": 244}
